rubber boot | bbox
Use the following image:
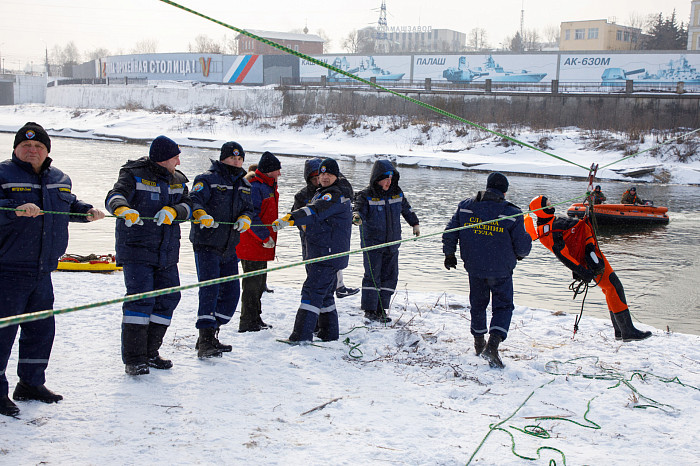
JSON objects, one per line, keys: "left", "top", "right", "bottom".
{"left": 613, "top": 309, "right": 652, "bottom": 342}
{"left": 316, "top": 311, "right": 339, "bottom": 342}
{"left": 288, "top": 310, "right": 319, "bottom": 342}
{"left": 212, "top": 328, "right": 232, "bottom": 352}
{"left": 122, "top": 323, "right": 149, "bottom": 369}
{"left": 474, "top": 335, "right": 486, "bottom": 356}
{"left": 147, "top": 323, "right": 173, "bottom": 369}
{"left": 481, "top": 333, "right": 504, "bottom": 369}
{"left": 0, "top": 395, "right": 20, "bottom": 417}
{"left": 198, "top": 328, "right": 224, "bottom": 359}
{"left": 609, "top": 311, "right": 622, "bottom": 341}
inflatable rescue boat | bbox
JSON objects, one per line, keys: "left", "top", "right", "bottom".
{"left": 566, "top": 203, "right": 669, "bottom": 225}
{"left": 56, "top": 254, "right": 122, "bottom": 273}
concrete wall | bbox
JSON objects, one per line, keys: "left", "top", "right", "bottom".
{"left": 46, "top": 84, "right": 284, "bottom": 117}
{"left": 281, "top": 88, "right": 700, "bottom": 131}
{"left": 13, "top": 75, "right": 47, "bottom": 104}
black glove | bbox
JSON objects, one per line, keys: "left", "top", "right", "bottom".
{"left": 573, "top": 266, "right": 595, "bottom": 283}
{"left": 444, "top": 254, "right": 457, "bottom": 270}
{"left": 516, "top": 256, "right": 525, "bottom": 261}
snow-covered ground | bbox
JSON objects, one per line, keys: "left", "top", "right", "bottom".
{"left": 3, "top": 271, "right": 700, "bottom": 465}
{"left": 1, "top": 104, "right": 700, "bottom": 464}
{"left": 1, "top": 104, "right": 699, "bottom": 185}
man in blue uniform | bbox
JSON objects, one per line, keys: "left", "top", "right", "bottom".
{"left": 353, "top": 160, "right": 419, "bottom": 323}
{"left": 189, "top": 141, "right": 253, "bottom": 358}
{"left": 106, "top": 135, "right": 192, "bottom": 375}
{"left": 0, "top": 122, "right": 104, "bottom": 417}
{"left": 442, "top": 172, "right": 531, "bottom": 369}
{"left": 273, "top": 158, "right": 352, "bottom": 342}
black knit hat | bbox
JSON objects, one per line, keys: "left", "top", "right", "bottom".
{"left": 258, "top": 151, "right": 281, "bottom": 173}
{"left": 319, "top": 158, "right": 340, "bottom": 177}
{"left": 149, "top": 135, "right": 180, "bottom": 162}
{"left": 486, "top": 172, "right": 508, "bottom": 194}
{"left": 14, "top": 122, "right": 51, "bottom": 153}
{"left": 220, "top": 141, "right": 245, "bottom": 161}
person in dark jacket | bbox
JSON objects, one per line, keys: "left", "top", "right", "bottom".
{"left": 235, "top": 151, "right": 280, "bottom": 332}
{"left": 292, "top": 158, "right": 358, "bottom": 299}
{"left": 353, "top": 160, "right": 419, "bottom": 323}
{"left": 621, "top": 186, "right": 643, "bottom": 205}
{"left": 442, "top": 173, "right": 532, "bottom": 369}
{"left": 273, "top": 158, "right": 352, "bottom": 342}
{"left": 0, "top": 122, "right": 104, "bottom": 417}
{"left": 105, "top": 135, "right": 193, "bottom": 376}
{"left": 189, "top": 141, "right": 253, "bottom": 358}
{"left": 526, "top": 195, "right": 651, "bottom": 343}
{"left": 592, "top": 185, "right": 606, "bottom": 205}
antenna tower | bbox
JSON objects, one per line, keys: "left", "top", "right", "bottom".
{"left": 520, "top": 0, "right": 524, "bottom": 38}
{"left": 376, "top": 1, "right": 389, "bottom": 52}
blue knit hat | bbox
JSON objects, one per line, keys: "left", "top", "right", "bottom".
{"left": 319, "top": 158, "right": 340, "bottom": 177}
{"left": 258, "top": 151, "right": 281, "bottom": 173}
{"left": 149, "top": 135, "right": 180, "bottom": 162}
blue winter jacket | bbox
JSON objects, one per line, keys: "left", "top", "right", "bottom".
{"left": 442, "top": 189, "right": 532, "bottom": 278}
{"left": 290, "top": 180, "right": 352, "bottom": 270}
{"left": 105, "top": 156, "right": 192, "bottom": 267}
{"left": 0, "top": 153, "right": 93, "bottom": 273}
{"left": 354, "top": 159, "right": 419, "bottom": 251}
{"left": 189, "top": 160, "right": 253, "bottom": 257}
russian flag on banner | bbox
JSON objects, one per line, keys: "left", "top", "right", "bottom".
{"left": 224, "top": 55, "right": 259, "bottom": 83}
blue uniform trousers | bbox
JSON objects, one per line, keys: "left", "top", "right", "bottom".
{"left": 0, "top": 272, "right": 55, "bottom": 395}
{"left": 289, "top": 263, "right": 339, "bottom": 342}
{"left": 194, "top": 250, "right": 240, "bottom": 329}
{"left": 468, "top": 274, "right": 515, "bottom": 340}
{"left": 121, "top": 263, "right": 180, "bottom": 365}
{"left": 361, "top": 247, "right": 399, "bottom": 311}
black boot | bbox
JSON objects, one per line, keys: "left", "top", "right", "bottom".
{"left": 613, "top": 310, "right": 652, "bottom": 342}
{"left": 481, "top": 334, "right": 504, "bottom": 369}
{"left": 198, "top": 328, "right": 224, "bottom": 359}
{"left": 289, "top": 310, "right": 319, "bottom": 342}
{"left": 12, "top": 380, "right": 63, "bottom": 403}
{"left": 609, "top": 311, "right": 622, "bottom": 341}
{"left": 147, "top": 323, "right": 172, "bottom": 369}
{"left": 317, "top": 311, "right": 339, "bottom": 342}
{"left": 122, "top": 323, "right": 148, "bottom": 368}
{"left": 474, "top": 335, "right": 486, "bottom": 356}
{"left": 125, "top": 363, "right": 149, "bottom": 375}
{"left": 1, "top": 394, "right": 20, "bottom": 417}
{"left": 212, "top": 328, "right": 232, "bottom": 352}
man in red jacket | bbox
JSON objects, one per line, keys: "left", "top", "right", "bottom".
{"left": 235, "top": 151, "right": 281, "bottom": 332}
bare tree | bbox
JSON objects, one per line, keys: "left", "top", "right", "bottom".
{"left": 316, "top": 29, "right": 331, "bottom": 53}
{"left": 522, "top": 28, "right": 542, "bottom": 51}
{"left": 50, "top": 42, "right": 81, "bottom": 66}
{"left": 542, "top": 25, "right": 560, "bottom": 47}
{"left": 86, "top": 48, "right": 111, "bottom": 61}
{"left": 132, "top": 39, "right": 159, "bottom": 54}
{"left": 188, "top": 35, "right": 224, "bottom": 53}
{"left": 342, "top": 30, "right": 360, "bottom": 53}
{"left": 467, "top": 28, "right": 489, "bottom": 51}
{"left": 222, "top": 34, "right": 238, "bottom": 54}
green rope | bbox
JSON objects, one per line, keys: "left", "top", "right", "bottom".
{"left": 155, "top": 0, "right": 590, "bottom": 172}
{"left": 0, "top": 194, "right": 585, "bottom": 329}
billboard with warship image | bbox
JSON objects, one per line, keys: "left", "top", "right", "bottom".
{"left": 559, "top": 53, "right": 700, "bottom": 84}
{"left": 414, "top": 54, "right": 556, "bottom": 83}
{"left": 300, "top": 55, "right": 411, "bottom": 82}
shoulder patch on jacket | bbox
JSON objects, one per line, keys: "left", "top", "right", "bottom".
{"left": 192, "top": 182, "right": 205, "bottom": 193}
{"left": 321, "top": 193, "right": 332, "bottom": 201}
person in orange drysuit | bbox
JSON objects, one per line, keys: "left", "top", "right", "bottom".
{"left": 525, "top": 195, "right": 651, "bottom": 342}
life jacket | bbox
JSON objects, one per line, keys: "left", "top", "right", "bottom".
{"left": 525, "top": 215, "right": 599, "bottom": 268}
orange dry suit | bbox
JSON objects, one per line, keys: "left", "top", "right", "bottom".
{"left": 525, "top": 197, "right": 629, "bottom": 314}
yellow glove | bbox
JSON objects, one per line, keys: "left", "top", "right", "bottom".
{"left": 233, "top": 215, "right": 251, "bottom": 233}
{"left": 114, "top": 206, "right": 143, "bottom": 227}
{"left": 272, "top": 213, "right": 294, "bottom": 232}
{"left": 154, "top": 206, "right": 177, "bottom": 226}
{"left": 193, "top": 209, "right": 217, "bottom": 228}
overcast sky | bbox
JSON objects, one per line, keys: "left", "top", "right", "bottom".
{"left": 0, "top": 0, "right": 693, "bottom": 69}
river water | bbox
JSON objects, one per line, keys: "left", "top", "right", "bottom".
{"left": 3, "top": 134, "right": 698, "bottom": 335}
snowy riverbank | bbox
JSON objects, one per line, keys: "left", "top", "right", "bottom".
{"left": 1, "top": 104, "right": 700, "bottom": 185}
{"left": 2, "top": 271, "right": 700, "bottom": 464}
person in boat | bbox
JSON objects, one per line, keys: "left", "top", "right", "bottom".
{"left": 291, "top": 158, "right": 359, "bottom": 300}
{"left": 442, "top": 173, "right": 532, "bottom": 369}
{"left": 106, "top": 135, "right": 193, "bottom": 376}
{"left": 526, "top": 195, "right": 651, "bottom": 343}
{"left": 353, "top": 160, "right": 420, "bottom": 323}
{"left": 0, "top": 122, "right": 105, "bottom": 417}
{"left": 272, "top": 158, "right": 352, "bottom": 342}
{"left": 189, "top": 142, "right": 254, "bottom": 358}
{"left": 235, "top": 151, "right": 281, "bottom": 332}
{"left": 620, "top": 186, "right": 643, "bottom": 205}
{"left": 592, "top": 185, "right": 606, "bottom": 205}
